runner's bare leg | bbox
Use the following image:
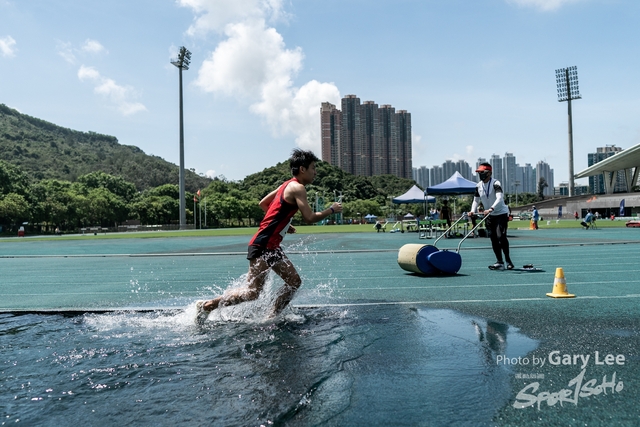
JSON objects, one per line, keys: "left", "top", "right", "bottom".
{"left": 202, "top": 257, "right": 270, "bottom": 311}
{"left": 269, "top": 255, "right": 302, "bottom": 316}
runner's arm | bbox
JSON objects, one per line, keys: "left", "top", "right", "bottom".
{"left": 259, "top": 188, "right": 279, "bottom": 212}
{"left": 291, "top": 184, "right": 342, "bottom": 223}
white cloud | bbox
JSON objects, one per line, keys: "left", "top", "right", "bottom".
{"left": 205, "top": 170, "right": 216, "bottom": 178}
{"left": 77, "top": 65, "right": 100, "bottom": 80}
{"left": 82, "top": 39, "right": 106, "bottom": 54}
{"left": 57, "top": 39, "right": 106, "bottom": 64}
{"left": 182, "top": 1, "right": 340, "bottom": 155}
{"left": 448, "top": 145, "right": 476, "bottom": 166}
{"left": 178, "top": 0, "right": 286, "bottom": 35}
{"left": 56, "top": 41, "right": 76, "bottom": 64}
{"left": 78, "top": 65, "right": 147, "bottom": 115}
{"left": 505, "top": 0, "right": 585, "bottom": 11}
{"left": 196, "top": 20, "right": 300, "bottom": 96}
{"left": 0, "top": 35, "right": 17, "bottom": 57}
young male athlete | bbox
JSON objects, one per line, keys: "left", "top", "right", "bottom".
{"left": 468, "top": 163, "right": 514, "bottom": 270}
{"left": 195, "top": 149, "right": 343, "bottom": 324}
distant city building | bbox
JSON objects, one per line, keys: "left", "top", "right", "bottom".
{"left": 588, "top": 145, "right": 626, "bottom": 194}
{"left": 503, "top": 152, "right": 517, "bottom": 194}
{"left": 430, "top": 165, "right": 443, "bottom": 187}
{"left": 518, "top": 163, "right": 535, "bottom": 194}
{"left": 489, "top": 154, "right": 504, "bottom": 186}
{"left": 556, "top": 183, "right": 589, "bottom": 196}
{"left": 413, "top": 166, "right": 429, "bottom": 189}
{"left": 320, "top": 102, "right": 341, "bottom": 166}
{"left": 412, "top": 159, "right": 472, "bottom": 188}
{"left": 320, "top": 95, "right": 412, "bottom": 179}
{"left": 456, "top": 160, "right": 473, "bottom": 181}
{"left": 415, "top": 154, "right": 553, "bottom": 195}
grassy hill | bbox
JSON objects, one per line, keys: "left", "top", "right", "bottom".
{"left": 0, "top": 104, "right": 210, "bottom": 191}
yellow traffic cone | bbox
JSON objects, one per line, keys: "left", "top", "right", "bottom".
{"left": 529, "top": 220, "right": 535, "bottom": 230}
{"left": 546, "top": 267, "right": 575, "bottom": 298}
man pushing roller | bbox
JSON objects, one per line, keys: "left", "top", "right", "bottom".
{"left": 468, "top": 163, "right": 514, "bottom": 270}
{"left": 195, "top": 149, "right": 343, "bottom": 324}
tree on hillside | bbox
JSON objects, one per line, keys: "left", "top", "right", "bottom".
{"left": 0, "top": 104, "right": 211, "bottom": 191}
{"left": 83, "top": 187, "right": 128, "bottom": 227}
{"left": 369, "top": 174, "right": 417, "bottom": 198}
{"left": 30, "top": 179, "right": 76, "bottom": 231}
{"left": 77, "top": 171, "right": 138, "bottom": 202}
{"left": 131, "top": 195, "right": 179, "bottom": 225}
{"left": 0, "top": 160, "right": 30, "bottom": 197}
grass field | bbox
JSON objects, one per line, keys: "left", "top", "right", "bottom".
{"left": 0, "top": 218, "right": 632, "bottom": 243}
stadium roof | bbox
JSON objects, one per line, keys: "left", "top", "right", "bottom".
{"left": 575, "top": 143, "right": 640, "bottom": 194}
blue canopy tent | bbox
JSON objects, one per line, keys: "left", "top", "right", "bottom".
{"left": 364, "top": 213, "right": 377, "bottom": 223}
{"left": 426, "top": 172, "right": 477, "bottom": 195}
{"left": 392, "top": 185, "right": 435, "bottom": 218}
{"left": 426, "top": 172, "right": 477, "bottom": 217}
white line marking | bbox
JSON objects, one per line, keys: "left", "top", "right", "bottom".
{"left": 295, "top": 294, "right": 640, "bottom": 307}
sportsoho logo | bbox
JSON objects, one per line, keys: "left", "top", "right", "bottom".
{"left": 496, "top": 351, "right": 626, "bottom": 410}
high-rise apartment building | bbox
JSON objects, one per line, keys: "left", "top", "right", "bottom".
{"left": 430, "top": 165, "right": 444, "bottom": 187}
{"left": 320, "top": 102, "right": 341, "bottom": 166}
{"left": 456, "top": 160, "right": 473, "bottom": 181}
{"left": 320, "top": 95, "right": 412, "bottom": 179}
{"left": 516, "top": 163, "right": 535, "bottom": 194}
{"left": 413, "top": 166, "right": 429, "bottom": 189}
{"left": 503, "top": 153, "right": 517, "bottom": 194}
{"left": 489, "top": 154, "right": 503, "bottom": 185}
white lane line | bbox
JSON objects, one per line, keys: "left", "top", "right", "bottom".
{"left": 295, "top": 294, "right": 640, "bottom": 307}
{"left": 304, "top": 279, "right": 640, "bottom": 287}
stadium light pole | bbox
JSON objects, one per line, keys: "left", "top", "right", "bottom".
{"left": 171, "top": 46, "right": 191, "bottom": 229}
{"left": 555, "top": 66, "right": 582, "bottom": 197}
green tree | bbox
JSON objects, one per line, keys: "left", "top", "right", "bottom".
{"left": 30, "top": 179, "right": 76, "bottom": 231}
{"left": 537, "top": 178, "right": 548, "bottom": 201}
{"left": 147, "top": 184, "right": 179, "bottom": 199}
{"left": 77, "top": 171, "right": 137, "bottom": 202}
{"left": 0, "top": 193, "right": 29, "bottom": 226}
{"left": 83, "top": 187, "right": 127, "bottom": 226}
{"left": 343, "top": 199, "right": 383, "bottom": 219}
{"left": 131, "top": 195, "right": 178, "bottom": 225}
{"left": 0, "top": 160, "right": 30, "bottom": 197}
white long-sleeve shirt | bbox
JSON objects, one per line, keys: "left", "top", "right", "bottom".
{"left": 471, "top": 178, "right": 510, "bottom": 216}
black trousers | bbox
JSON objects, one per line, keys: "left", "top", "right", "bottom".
{"left": 485, "top": 213, "right": 511, "bottom": 263}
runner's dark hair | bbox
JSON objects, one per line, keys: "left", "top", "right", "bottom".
{"left": 290, "top": 149, "right": 319, "bottom": 176}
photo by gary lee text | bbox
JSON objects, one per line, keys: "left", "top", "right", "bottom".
{"left": 496, "top": 351, "right": 625, "bottom": 369}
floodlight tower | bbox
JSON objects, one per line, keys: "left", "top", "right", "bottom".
{"left": 555, "top": 66, "right": 581, "bottom": 197}
{"left": 171, "top": 46, "right": 191, "bottom": 229}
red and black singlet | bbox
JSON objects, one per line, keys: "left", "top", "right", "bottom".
{"left": 248, "top": 177, "right": 300, "bottom": 250}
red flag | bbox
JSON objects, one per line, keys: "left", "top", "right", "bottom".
{"left": 197, "top": 189, "right": 201, "bottom": 197}
{"left": 194, "top": 196, "right": 197, "bottom": 202}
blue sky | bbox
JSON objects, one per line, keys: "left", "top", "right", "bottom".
{"left": 1, "top": 0, "right": 639, "bottom": 186}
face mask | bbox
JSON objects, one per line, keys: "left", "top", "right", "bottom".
{"left": 478, "top": 171, "right": 490, "bottom": 181}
